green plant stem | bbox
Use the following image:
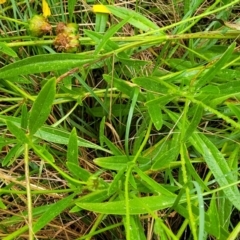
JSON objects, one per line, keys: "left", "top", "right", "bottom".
{"left": 3, "top": 80, "right": 34, "bottom": 101}
{"left": 176, "top": 219, "right": 190, "bottom": 239}
{"left": 0, "top": 104, "right": 20, "bottom": 115}
{"left": 227, "top": 221, "right": 240, "bottom": 240}
{"left": 0, "top": 15, "right": 27, "bottom": 26}
{"left": 2, "top": 225, "right": 29, "bottom": 240}
{"left": 0, "top": 188, "right": 79, "bottom": 195}
{"left": 180, "top": 144, "right": 197, "bottom": 240}
{"left": 4, "top": 30, "right": 240, "bottom": 49}
{"left": 186, "top": 95, "right": 240, "bottom": 130}
{"left": 24, "top": 143, "right": 34, "bottom": 240}
{"left": 139, "top": 0, "right": 238, "bottom": 37}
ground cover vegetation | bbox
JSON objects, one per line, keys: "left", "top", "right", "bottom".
{"left": 0, "top": 0, "right": 240, "bottom": 239}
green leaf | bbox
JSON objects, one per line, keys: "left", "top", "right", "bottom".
{"left": 124, "top": 215, "right": 147, "bottom": 240}
{"left": 117, "top": 55, "right": 150, "bottom": 67}
{"left": 67, "top": 128, "right": 78, "bottom": 166}
{"left": 183, "top": 104, "right": 203, "bottom": 141}
{"left": 207, "top": 193, "right": 220, "bottom": 238}
{"left": 151, "top": 133, "right": 181, "bottom": 170}
{"left": 1, "top": 115, "right": 109, "bottom": 152}
{"left": 37, "top": 126, "right": 109, "bottom": 151}
{"left": 75, "top": 189, "right": 109, "bottom": 203}
{"left": 2, "top": 143, "right": 23, "bottom": 167}
{"left": 66, "top": 128, "right": 91, "bottom": 181}
{"left": 68, "top": 0, "right": 77, "bottom": 22}
{"left": 21, "top": 104, "right": 28, "bottom": 130}
{"left": 95, "top": 13, "right": 108, "bottom": 33}
{"left": 94, "top": 155, "right": 151, "bottom": 171}
{"left": 101, "top": 135, "right": 123, "bottom": 155}
{"left": 33, "top": 193, "right": 75, "bottom": 233}
{"left": 0, "top": 198, "right": 7, "bottom": 209}
{"left": 0, "top": 54, "right": 96, "bottom": 79}
{"left": 0, "top": 42, "right": 18, "bottom": 57}
{"left": 28, "top": 78, "right": 56, "bottom": 136}
{"left": 66, "top": 162, "right": 91, "bottom": 182}
{"left": 227, "top": 103, "right": 240, "bottom": 122}
{"left": 76, "top": 194, "right": 187, "bottom": 215}
{"left": 99, "top": 117, "right": 105, "bottom": 147}
{"left": 195, "top": 42, "right": 236, "bottom": 89}
{"left": 84, "top": 30, "right": 121, "bottom": 53}
{"left": 103, "top": 74, "right": 145, "bottom": 101}
{"left": 106, "top": 6, "right": 159, "bottom": 32}
{"left": 133, "top": 76, "right": 176, "bottom": 94}
{"left": 95, "top": 16, "right": 131, "bottom": 55}
{"left": 175, "top": 204, "right": 229, "bottom": 239}
{"left": 134, "top": 167, "right": 176, "bottom": 197}
{"left": 191, "top": 133, "right": 240, "bottom": 210}
{"left": 218, "top": 191, "right": 232, "bottom": 232}
{"left": 146, "top": 102, "right": 162, "bottom": 131}
{"left": 108, "top": 167, "right": 126, "bottom": 196}
{"left": 6, "top": 121, "right": 29, "bottom": 144}
{"left": 33, "top": 145, "right": 55, "bottom": 163}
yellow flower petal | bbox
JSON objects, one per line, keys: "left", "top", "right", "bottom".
{"left": 92, "top": 5, "right": 111, "bottom": 14}
{"left": 0, "top": 0, "right": 6, "bottom": 4}
{"left": 42, "top": 0, "right": 51, "bottom": 17}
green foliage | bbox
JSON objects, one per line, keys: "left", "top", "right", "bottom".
{"left": 0, "top": 0, "right": 240, "bottom": 239}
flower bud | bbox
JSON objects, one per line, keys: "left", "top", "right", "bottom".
{"left": 28, "top": 15, "right": 52, "bottom": 37}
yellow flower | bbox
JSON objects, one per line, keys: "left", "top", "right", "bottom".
{"left": 92, "top": 5, "right": 111, "bottom": 14}
{"left": 0, "top": 0, "right": 6, "bottom": 4}
{"left": 42, "top": 0, "right": 51, "bottom": 17}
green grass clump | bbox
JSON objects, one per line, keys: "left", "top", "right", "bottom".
{"left": 0, "top": 0, "right": 240, "bottom": 239}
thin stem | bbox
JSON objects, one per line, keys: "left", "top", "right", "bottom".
{"left": 24, "top": 143, "right": 34, "bottom": 240}
{"left": 4, "top": 30, "right": 240, "bottom": 48}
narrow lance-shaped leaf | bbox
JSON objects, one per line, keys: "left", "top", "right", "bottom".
{"left": 95, "top": 13, "right": 108, "bottom": 33}
{"left": 207, "top": 193, "right": 220, "bottom": 238}
{"left": 67, "top": 128, "right": 78, "bottom": 166}
{"left": 183, "top": 104, "right": 203, "bottom": 141}
{"left": 151, "top": 133, "right": 181, "bottom": 170}
{"left": 1, "top": 115, "right": 110, "bottom": 152}
{"left": 0, "top": 53, "right": 96, "bottom": 79}
{"left": 28, "top": 78, "right": 56, "bottom": 136}
{"left": 33, "top": 193, "right": 75, "bottom": 233}
{"left": 147, "top": 103, "right": 162, "bottom": 131}
{"left": 7, "top": 121, "right": 30, "bottom": 144}
{"left": 0, "top": 42, "right": 18, "bottom": 57}
{"left": 77, "top": 194, "right": 188, "bottom": 215}
{"left": 21, "top": 103, "right": 28, "bottom": 130}
{"left": 67, "top": 128, "right": 91, "bottom": 181}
